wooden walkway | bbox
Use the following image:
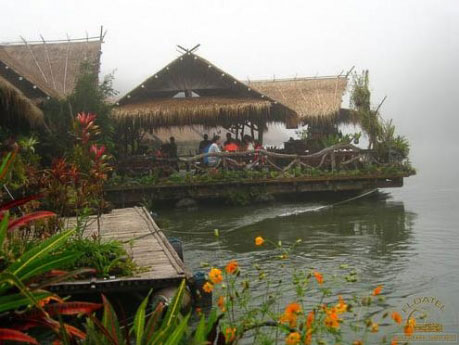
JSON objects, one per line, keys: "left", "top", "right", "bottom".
{"left": 50, "top": 207, "right": 191, "bottom": 294}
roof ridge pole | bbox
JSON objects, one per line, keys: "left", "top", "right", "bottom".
{"left": 20, "top": 35, "right": 49, "bottom": 84}
{"left": 40, "top": 34, "right": 57, "bottom": 90}
{"left": 63, "top": 34, "right": 71, "bottom": 95}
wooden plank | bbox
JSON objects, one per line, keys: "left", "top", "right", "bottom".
{"left": 51, "top": 207, "right": 190, "bottom": 294}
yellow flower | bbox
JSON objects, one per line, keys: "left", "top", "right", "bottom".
{"left": 225, "top": 260, "right": 239, "bottom": 274}
{"left": 370, "top": 322, "right": 379, "bottom": 333}
{"left": 391, "top": 311, "right": 402, "bottom": 324}
{"left": 217, "top": 295, "right": 226, "bottom": 312}
{"left": 209, "top": 268, "right": 223, "bottom": 284}
{"left": 255, "top": 236, "right": 265, "bottom": 246}
{"left": 373, "top": 285, "right": 383, "bottom": 296}
{"left": 313, "top": 271, "right": 323, "bottom": 285}
{"left": 202, "top": 282, "right": 213, "bottom": 293}
{"left": 285, "top": 332, "right": 301, "bottom": 345}
{"left": 225, "top": 327, "right": 236, "bottom": 343}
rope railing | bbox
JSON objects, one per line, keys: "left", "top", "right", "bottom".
{"left": 116, "top": 143, "right": 376, "bottom": 175}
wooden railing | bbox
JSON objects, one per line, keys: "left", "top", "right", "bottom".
{"left": 116, "top": 144, "right": 376, "bottom": 176}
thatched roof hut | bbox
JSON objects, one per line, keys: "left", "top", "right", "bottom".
{"left": 113, "top": 52, "right": 298, "bottom": 129}
{"left": 0, "top": 38, "right": 102, "bottom": 102}
{"left": 0, "top": 75, "right": 44, "bottom": 130}
{"left": 247, "top": 76, "right": 350, "bottom": 125}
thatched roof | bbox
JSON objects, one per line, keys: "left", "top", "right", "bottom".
{"left": 247, "top": 76, "right": 348, "bottom": 124}
{"left": 0, "top": 75, "right": 45, "bottom": 129}
{"left": 0, "top": 38, "right": 102, "bottom": 101}
{"left": 113, "top": 52, "right": 297, "bottom": 129}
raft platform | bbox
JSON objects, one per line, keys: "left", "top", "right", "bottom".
{"left": 50, "top": 207, "right": 191, "bottom": 294}
{"left": 105, "top": 174, "right": 406, "bottom": 207}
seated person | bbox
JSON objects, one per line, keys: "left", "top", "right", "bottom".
{"left": 204, "top": 135, "right": 221, "bottom": 167}
{"left": 198, "top": 134, "right": 211, "bottom": 154}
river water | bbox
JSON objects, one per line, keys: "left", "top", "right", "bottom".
{"left": 157, "top": 148, "right": 459, "bottom": 344}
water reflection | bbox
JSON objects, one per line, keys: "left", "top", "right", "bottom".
{"left": 160, "top": 192, "right": 417, "bottom": 284}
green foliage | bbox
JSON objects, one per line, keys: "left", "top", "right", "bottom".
{"left": 81, "top": 280, "right": 220, "bottom": 345}
{"left": 59, "top": 237, "right": 137, "bottom": 278}
{"left": 350, "top": 71, "right": 382, "bottom": 149}
{"left": 39, "top": 62, "right": 117, "bottom": 160}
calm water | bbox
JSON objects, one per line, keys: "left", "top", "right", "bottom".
{"left": 157, "top": 150, "right": 459, "bottom": 344}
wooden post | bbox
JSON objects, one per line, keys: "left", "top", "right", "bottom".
{"left": 331, "top": 151, "right": 336, "bottom": 172}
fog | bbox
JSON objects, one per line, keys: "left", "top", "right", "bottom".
{"left": 2, "top": 0, "right": 458, "bottom": 183}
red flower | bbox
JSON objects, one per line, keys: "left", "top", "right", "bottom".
{"left": 90, "top": 145, "right": 106, "bottom": 160}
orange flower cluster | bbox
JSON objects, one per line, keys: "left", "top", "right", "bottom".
{"left": 209, "top": 268, "right": 223, "bottom": 284}
{"left": 373, "top": 285, "right": 383, "bottom": 296}
{"left": 255, "top": 236, "right": 264, "bottom": 246}
{"left": 313, "top": 271, "right": 323, "bottom": 285}
{"left": 391, "top": 311, "right": 402, "bottom": 324}
{"left": 404, "top": 317, "right": 416, "bottom": 336}
{"left": 225, "top": 260, "right": 239, "bottom": 274}
{"left": 285, "top": 332, "right": 301, "bottom": 345}
{"left": 280, "top": 302, "right": 302, "bottom": 328}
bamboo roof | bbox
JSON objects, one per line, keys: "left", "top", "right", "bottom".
{"left": 113, "top": 52, "right": 298, "bottom": 129}
{"left": 0, "top": 75, "right": 45, "bottom": 129}
{"left": 0, "top": 38, "right": 102, "bottom": 101}
{"left": 247, "top": 76, "right": 349, "bottom": 124}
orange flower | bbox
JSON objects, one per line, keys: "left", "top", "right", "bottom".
{"left": 306, "top": 310, "right": 315, "bottom": 328}
{"left": 195, "top": 307, "right": 202, "bottom": 315}
{"left": 352, "top": 341, "right": 363, "bottom": 345}
{"left": 404, "top": 317, "right": 416, "bottom": 336}
{"left": 285, "top": 302, "right": 302, "bottom": 315}
{"left": 324, "top": 308, "right": 340, "bottom": 329}
{"left": 209, "top": 268, "right": 223, "bottom": 284}
{"left": 280, "top": 302, "right": 301, "bottom": 328}
{"left": 373, "top": 285, "right": 383, "bottom": 296}
{"left": 285, "top": 332, "right": 301, "bottom": 345}
{"left": 225, "top": 327, "right": 236, "bottom": 343}
{"left": 370, "top": 322, "right": 379, "bottom": 333}
{"left": 255, "top": 236, "right": 265, "bottom": 246}
{"left": 335, "top": 295, "right": 347, "bottom": 314}
{"left": 391, "top": 311, "right": 402, "bottom": 324}
{"left": 305, "top": 329, "right": 312, "bottom": 345}
{"left": 390, "top": 337, "right": 398, "bottom": 345}
{"left": 203, "top": 282, "right": 213, "bottom": 293}
{"left": 225, "top": 260, "right": 239, "bottom": 274}
{"left": 218, "top": 295, "right": 226, "bottom": 312}
{"left": 313, "top": 271, "right": 323, "bottom": 285}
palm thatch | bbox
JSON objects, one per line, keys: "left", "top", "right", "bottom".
{"left": 0, "top": 75, "right": 45, "bottom": 129}
{"left": 247, "top": 76, "right": 349, "bottom": 125}
{"left": 113, "top": 97, "right": 277, "bottom": 129}
{"left": 114, "top": 52, "right": 298, "bottom": 129}
{"left": 0, "top": 38, "right": 102, "bottom": 100}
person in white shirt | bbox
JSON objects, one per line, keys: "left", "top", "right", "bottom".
{"left": 206, "top": 135, "right": 221, "bottom": 167}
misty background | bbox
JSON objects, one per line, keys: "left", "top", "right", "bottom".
{"left": 1, "top": 0, "right": 459, "bottom": 188}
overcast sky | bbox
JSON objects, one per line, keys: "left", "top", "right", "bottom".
{"left": 2, "top": 0, "right": 459, "bottom": 171}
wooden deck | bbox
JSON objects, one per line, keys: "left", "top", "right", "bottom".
{"left": 50, "top": 207, "right": 191, "bottom": 294}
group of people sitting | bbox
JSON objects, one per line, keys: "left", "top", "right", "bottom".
{"left": 198, "top": 133, "right": 263, "bottom": 167}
